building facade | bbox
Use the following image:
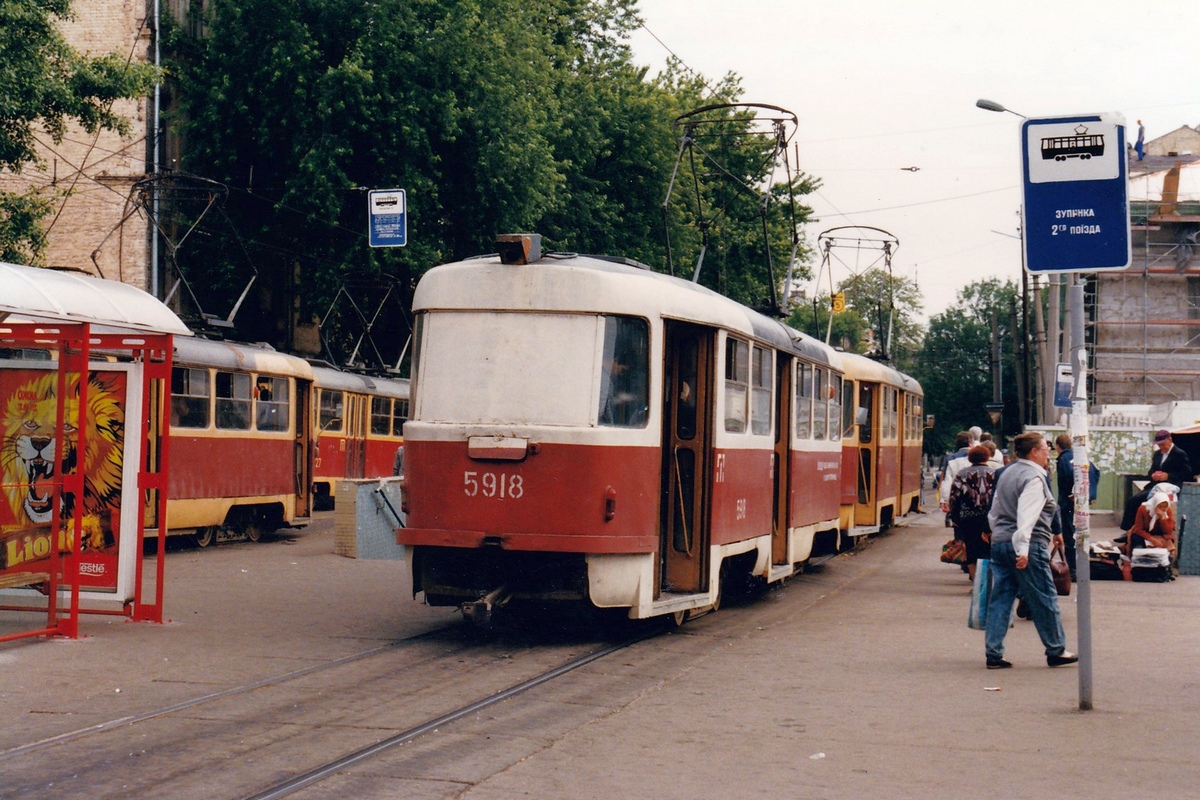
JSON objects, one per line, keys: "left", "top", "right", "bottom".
{"left": 0, "top": 0, "right": 158, "bottom": 289}
{"left": 1090, "top": 148, "right": 1200, "bottom": 405}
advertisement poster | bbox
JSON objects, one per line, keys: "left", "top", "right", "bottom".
{"left": 0, "top": 369, "right": 127, "bottom": 592}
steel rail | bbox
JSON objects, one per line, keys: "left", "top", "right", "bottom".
{"left": 243, "top": 630, "right": 656, "bottom": 800}
{"left": 0, "top": 625, "right": 457, "bottom": 762}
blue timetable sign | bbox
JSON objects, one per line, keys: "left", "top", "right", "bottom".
{"left": 368, "top": 189, "right": 407, "bottom": 247}
{"left": 1021, "top": 114, "right": 1130, "bottom": 273}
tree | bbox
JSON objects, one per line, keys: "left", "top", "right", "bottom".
{"left": 165, "top": 0, "right": 821, "bottom": 361}
{"left": 913, "top": 278, "right": 1022, "bottom": 456}
{"left": 0, "top": 0, "right": 159, "bottom": 263}
{"left": 788, "top": 269, "right": 923, "bottom": 372}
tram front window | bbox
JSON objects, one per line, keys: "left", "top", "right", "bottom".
{"left": 415, "top": 311, "right": 648, "bottom": 428}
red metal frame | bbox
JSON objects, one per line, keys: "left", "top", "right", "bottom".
{"left": 0, "top": 323, "right": 173, "bottom": 641}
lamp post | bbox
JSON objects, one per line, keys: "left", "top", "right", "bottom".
{"left": 976, "top": 97, "right": 1096, "bottom": 711}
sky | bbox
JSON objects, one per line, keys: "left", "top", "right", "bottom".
{"left": 626, "top": 0, "right": 1200, "bottom": 320}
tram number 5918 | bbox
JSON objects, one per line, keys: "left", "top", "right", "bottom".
{"left": 463, "top": 471, "right": 524, "bottom": 499}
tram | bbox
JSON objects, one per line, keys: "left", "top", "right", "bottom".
{"left": 398, "top": 234, "right": 923, "bottom": 622}
{"left": 310, "top": 365, "right": 409, "bottom": 509}
{"left": 165, "top": 341, "right": 410, "bottom": 543}
{"left": 164, "top": 337, "right": 315, "bottom": 546}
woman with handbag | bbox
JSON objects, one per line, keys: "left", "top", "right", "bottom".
{"left": 947, "top": 445, "right": 996, "bottom": 583}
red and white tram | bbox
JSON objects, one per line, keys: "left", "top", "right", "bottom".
{"left": 399, "top": 235, "right": 923, "bottom": 621}
{"left": 165, "top": 337, "right": 315, "bottom": 545}
{"left": 166, "top": 339, "right": 411, "bottom": 542}
{"left": 310, "top": 366, "right": 409, "bottom": 509}
{"left": 838, "top": 353, "right": 924, "bottom": 539}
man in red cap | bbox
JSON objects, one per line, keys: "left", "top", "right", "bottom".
{"left": 1120, "top": 429, "right": 1194, "bottom": 531}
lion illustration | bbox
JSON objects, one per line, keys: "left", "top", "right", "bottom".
{"left": 1, "top": 371, "right": 125, "bottom": 551}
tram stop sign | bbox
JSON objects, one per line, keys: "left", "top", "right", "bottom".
{"left": 1021, "top": 114, "right": 1130, "bottom": 273}
{"left": 368, "top": 189, "right": 407, "bottom": 247}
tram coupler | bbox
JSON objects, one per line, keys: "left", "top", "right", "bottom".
{"left": 461, "top": 585, "right": 512, "bottom": 625}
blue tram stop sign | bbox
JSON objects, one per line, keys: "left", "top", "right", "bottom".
{"left": 369, "top": 189, "right": 407, "bottom": 248}
{"left": 1020, "top": 114, "right": 1130, "bottom": 274}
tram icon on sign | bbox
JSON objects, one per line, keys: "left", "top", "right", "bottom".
{"left": 1041, "top": 125, "right": 1105, "bottom": 161}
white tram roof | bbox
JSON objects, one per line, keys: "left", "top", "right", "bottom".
{"left": 311, "top": 364, "right": 410, "bottom": 399}
{"left": 413, "top": 253, "right": 840, "bottom": 368}
{"left": 0, "top": 262, "right": 191, "bottom": 336}
{"left": 840, "top": 351, "right": 924, "bottom": 397}
{"left": 174, "top": 336, "right": 315, "bottom": 380}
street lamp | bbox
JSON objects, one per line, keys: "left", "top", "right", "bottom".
{"left": 976, "top": 96, "right": 1096, "bottom": 709}
{"left": 975, "top": 98, "right": 1027, "bottom": 119}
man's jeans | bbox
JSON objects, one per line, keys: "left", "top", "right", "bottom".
{"left": 985, "top": 539, "right": 1066, "bottom": 660}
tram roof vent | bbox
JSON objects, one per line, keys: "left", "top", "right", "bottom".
{"left": 496, "top": 233, "right": 542, "bottom": 265}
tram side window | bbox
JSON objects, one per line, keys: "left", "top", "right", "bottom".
{"left": 841, "top": 379, "right": 855, "bottom": 439}
{"left": 255, "top": 376, "right": 289, "bottom": 432}
{"left": 215, "top": 371, "right": 251, "bottom": 430}
{"left": 829, "top": 374, "right": 843, "bottom": 441}
{"left": 393, "top": 399, "right": 408, "bottom": 436}
{"left": 724, "top": 337, "right": 749, "bottom": 433}
{"left": 170, "top": 367, "right": 210, "bottom": 428}
{"left": 750, "top": 345, "right": 772, "bottom": 435}
{"left": 598, "top": 316, "right": 650, "bottom": 428}
{"left": 371, "top": 396, "right": 392, "bottom": 435}
{"left": 881, "top": 388, "right": 893, "bottom": 439}
{"left": 319, "top": 389, "right": 343, "bottom": 433}
{"left": 813, "top": 368, "right": 827, "bottom": 440}
{"left": 794, "top": 362, "right": 812, "bottom": 439}
{"left": 858, "top": 384, "right": 874, "bottom": 444}
{"left": 887, "top": 388, "right": 899, "bottom": 439}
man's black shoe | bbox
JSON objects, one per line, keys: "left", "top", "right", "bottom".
{"left": 1015, "top": 598, "right": 1030, "bottom": 619}
{"left": 1047, "top": 651, "right": 1079, "bottom": 667}
{"left": 986, "top": 657, "right": 1013, "bottom": 669}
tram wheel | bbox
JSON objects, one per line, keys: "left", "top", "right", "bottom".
{"left": 194, "top": 527, "right": 215, "bottom": 548}
{"left": 245, "top": 524, "right": 263, "bottom": 543}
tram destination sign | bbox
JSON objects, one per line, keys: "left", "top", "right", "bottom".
{"left": 368, "top": 189, "right": 407, "bottom": 247}
{"left": 1020, "top": 113, "right": 1130, "bottom": 273}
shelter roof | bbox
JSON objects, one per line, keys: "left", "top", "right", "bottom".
{"left": 0, "top": 262, "right": 190, "bottom": 336}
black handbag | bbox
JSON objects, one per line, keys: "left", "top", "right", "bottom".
{"left": 1050, "top": 540, "right": 1072, "bottom": 596}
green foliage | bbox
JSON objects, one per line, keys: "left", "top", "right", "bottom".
{"left": 913, "top": 278, "right": 1021, "bottom": 455}
{"left": 0, "top": 189, "right": 52, "bottom": 263}
{"left": 165, "top": 2, "right": 820, "bottom": 347}
{"left": 0, "top": 0, "right": 159, "bottom": 262}
{"left": 788, "top": 269, "right": 923, "bottom": 374}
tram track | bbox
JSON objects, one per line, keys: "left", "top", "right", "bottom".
{"left": 242, "top": 629, "right": 656, "bottom": 800}
{"left": 0, "top": 623, "right": 462, "bottom": 763}
{"left": 1, "top": 619, "right": 661, "bottom": 800}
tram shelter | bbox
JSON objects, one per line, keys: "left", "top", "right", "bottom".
{"left": 0, "top": 263, "right": 190, "bottom": 641}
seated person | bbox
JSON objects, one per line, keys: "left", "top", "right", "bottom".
{"left": 1124, "top": 492, "right": 1176, "bottom": 557}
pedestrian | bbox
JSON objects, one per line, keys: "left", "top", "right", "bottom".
{"left": 1135, "top": 119, "right": 1145, "bottom": 161}
{"left": 981, "top": 438, "right": 1003, "bottom": 469}
{"left": 1120, "top": 429, "right": 1193, "bottom": 531}
{"left": 1054, "top": 433, "right": 1077, "bottom": 580}
{"left": 938, "top": 431, "right": 972, "bottom": 512}
{"left": 983, "top": 431, "right": 1078, "bottom": 670}
{"left": 947, "top": 445, "right": 996, "bottom": 582}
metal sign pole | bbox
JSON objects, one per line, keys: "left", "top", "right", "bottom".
{"left": 1068, "top": 280, "right": 1093, "bottom": 710}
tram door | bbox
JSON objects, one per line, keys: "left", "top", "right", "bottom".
{"left": 344, "top": 394, "right": 367, "bottom": 479}
{"left": 294, "top": 379, "right": 313, "bottom": 516}
{"left": 856, "top": 382, "right": 878, "bottom": 525}
{"left": 661, "top": 322, "right": 713, "bottom": 594}
{"left": 772, "top": 354, "right": 793, "bottom": 565}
